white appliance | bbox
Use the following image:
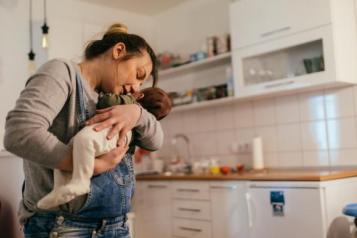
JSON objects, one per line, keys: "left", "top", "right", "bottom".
{"left": 245, "top": 178, "right": 357, "bottom": 238}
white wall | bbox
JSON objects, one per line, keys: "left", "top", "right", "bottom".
{"left": 153, "top": 0, "right": 231, "bottom": 55}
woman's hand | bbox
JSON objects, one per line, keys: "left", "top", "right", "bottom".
{"left": 93, "top": 143, "right": 129, "bottom": 175}
{"left": 85, "top": 104, "right": 141, "bottom": 146}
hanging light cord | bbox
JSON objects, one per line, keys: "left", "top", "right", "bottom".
{"left": 29, "top": 0, "right": 33, "bottom": 51}
{"left": 43, "top": 0, "right": 47, "bottom": 23}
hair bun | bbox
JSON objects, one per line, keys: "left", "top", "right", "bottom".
{"left": 105, "top": 23, "right": 128, "bottom": 35}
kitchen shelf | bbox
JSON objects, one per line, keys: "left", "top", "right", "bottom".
{"left": 171, "top": 96, "right": 239, "bottom": 113}
{"left": 159, "top": 52, "right": 231, "bottom": 78}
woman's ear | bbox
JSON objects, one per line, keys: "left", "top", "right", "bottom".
{"left": 112, "top": 42, "right": 126, "bottom": 60}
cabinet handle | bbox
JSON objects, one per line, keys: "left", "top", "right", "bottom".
{"left": 264, "top": 80, "right": 294, "bottom": 89}
{"left": 210, "top": 185, "right": 238, "bottom": 190}
{"left": 261, "top": 26, "right": 291, "bottom": 38}
{"left": 178, "top": 207, "right": 201, "bottom": 212}
{"left": 179, "top": 227, "right": 202, "bottom": 232}
{"left": 177, "top": 188, "right": 200, "bottom": 192}
{"left": 147, "top": 184, "right": 167, "bottom": 189}
{"left": 245, "top": 193, "right": 253, "bottom": 228}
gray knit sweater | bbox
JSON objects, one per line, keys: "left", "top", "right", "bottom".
{"left": 3, "top": 59, "right": 163, "bottom": 224}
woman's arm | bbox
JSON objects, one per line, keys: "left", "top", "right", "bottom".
{"left": 4, "top": 60, "right": 73, "bottom": 168}
{"left": 85, "top": 104, "right": 164, "bottom": 151}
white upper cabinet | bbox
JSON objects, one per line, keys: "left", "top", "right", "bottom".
{"left": 230, "top": 0, "right": 331, "bottom": 49}
{"left": 230, "top": 0, "right": 357, "bottom": 98}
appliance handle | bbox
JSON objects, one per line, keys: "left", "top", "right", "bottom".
{"left": 245, "top": 192, "right": 253, "bottom": 228}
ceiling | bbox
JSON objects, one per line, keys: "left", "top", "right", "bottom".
{"left": 81, "top": 0, "right": 188, "bottom": 15}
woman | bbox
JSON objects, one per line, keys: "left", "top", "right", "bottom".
{"left": 4, "top": 23, "right": 162, "bottom": 238}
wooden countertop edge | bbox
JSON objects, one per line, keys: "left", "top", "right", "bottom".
{"left": 136, "top": 170, "right": 357, "bottom": 181}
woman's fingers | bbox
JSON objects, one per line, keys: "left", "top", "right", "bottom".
{"left": 93, "top": 117, "right": 117, "bottom": 132}
{"left": 86, "top": 111, "right": 111, "bottom": 125}
{"left": 112, "top": 144, "right": 129, "bottom": 164}
{"left": 106, "top": 122, "right": 124, "bottom": 140}
{"left": 118, "top": 128, "right": 130, "bottom": 146}
{"left": 96, "top": 107, "right": 113, "bottom": 114}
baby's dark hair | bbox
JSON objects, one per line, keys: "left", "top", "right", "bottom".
{"left": 138, "top": 87, "right": 172, "bottom": 120}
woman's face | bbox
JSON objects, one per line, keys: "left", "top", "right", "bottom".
{"left": 102, "top": 44, "right": 153, "bottom": 95}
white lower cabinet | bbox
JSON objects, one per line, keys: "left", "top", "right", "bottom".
{"left": 134, "top": 181, "right": 249, "bottom": 238}
{"left": 210, "top": 182, "right": 250, "bottom": 238}
{"left": 133, "top": 181, "right": 172, "bottom": 238}
{"left": 134, "top": 177, "right": 357, "bottom": 238}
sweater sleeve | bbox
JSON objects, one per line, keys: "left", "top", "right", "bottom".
{"left": 134, "top": 106, "right": 164, "bottom": 151}
{"left": 3, "top": 60, "right": 72, "bottom": 168}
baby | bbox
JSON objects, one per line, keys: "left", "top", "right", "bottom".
{"left": 37, "top": 87, "right": 172, "bottom": 209}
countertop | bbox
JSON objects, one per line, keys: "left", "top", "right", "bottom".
{"left": 136, "top": 168, "right": 357, "bottom": 182}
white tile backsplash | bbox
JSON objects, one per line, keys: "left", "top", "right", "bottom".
{"left": 327, "top": 117, "right": 357, "bottom": 149}
{"left": 158, "top": 85, "right": 357, "bottom": 168}
{"left": 255, "top": 126, "right": 277, "bottom": 152}
{"left": 277, "top": 151, "right": 303, "bottom": 168}
{"left": 298, "top": 91, "right": 325, "bottom": 121}
{"left": 275, "top": 95, "right": 300, "bottom": 123}
{"left": 216, "top": 129, "right": 236, "bottom": 155}
{"left": 215, "top": 104, "right": 235, "bottom": 130}
{"left": 330, "top": 149, "right": 357, "bottom": 166}
{"left": 253, "top": 98, "right": 276, "bottom": 126}
{"left": 301, "top": 121, "right": 328, "bottom": 150}
{"left": 276, "top": 123, "right": 302, "bottom": 152}
{"left": 195, "top": 108, "right": 217, "bottom": 132}
{"left": 302, "top": 150, "right": 330, "bottom": 167}
{"left": 325, "top": 87, "right": 355, "bottom": 119}
{"left": 233, "top": 101, "right": 254, "bottom": 128}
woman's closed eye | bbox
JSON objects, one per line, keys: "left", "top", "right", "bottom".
{"left": 137, "top": 69, "right": 146, "bottom": 81}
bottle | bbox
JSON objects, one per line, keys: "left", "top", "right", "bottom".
{"left": 209, "top": 158, "right": 220, "bottom": 175}
{"left": 226, "top": 66, "right": 234, "bottom": 97}
{"left": 252, "top": 137, "right": 264, "bottom": 170}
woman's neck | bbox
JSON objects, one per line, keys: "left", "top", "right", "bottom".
{"left": 78, "top": 59, "right": 102, "bottom": 91}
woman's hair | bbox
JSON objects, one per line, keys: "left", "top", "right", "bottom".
{"left": 85, "top": 23, "right": 158, "bottom": 87}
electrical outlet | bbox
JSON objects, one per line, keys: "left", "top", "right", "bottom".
{"left": 238, "top": 141, "right": 251, "bottom": 154}
{"left": 230, "top": 141, "right": 252, "bottom": 154}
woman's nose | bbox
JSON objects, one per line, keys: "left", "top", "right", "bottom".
{"left": 123, "top": 84, "right": 139, "bottom": 94}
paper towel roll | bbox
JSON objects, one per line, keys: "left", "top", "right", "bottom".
{"left": 252, "top": 137, "right": 264, "bottom": 170}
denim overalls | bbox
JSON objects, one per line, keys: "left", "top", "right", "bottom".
{"left": 23, "top": 74, "right": 135, "bottom": 238}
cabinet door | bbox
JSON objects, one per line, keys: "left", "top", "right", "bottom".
{"left": 247, "top": 184, "right": 325, "bottom": 238}
{"left": 230, "top": 0, "right": 331, "bottom": 49}
{"left": 133, "top": 181, "right": 172, "bottom": 238}
{"left": 232, "top": 25, "right": 337, "bottom": 98}
{"left": 210, "top": 182, "right": 250, "bottom": 238}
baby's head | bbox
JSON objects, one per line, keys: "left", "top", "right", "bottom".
{"left": 137, "top": 87, "right": 172, "bottom": 120}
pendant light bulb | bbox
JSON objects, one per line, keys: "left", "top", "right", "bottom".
{"left": 41, "top": 22, "right": 49, "bottom": 48}
{"left": 28, "top": 50, "right": 36, "bottom": 74}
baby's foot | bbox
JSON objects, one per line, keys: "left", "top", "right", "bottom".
{"left": 37, "top": 190, "right": 76, "bottom": 209}
{"left": 59, "top": 182, "right": 90, "bottom": 198}
{"left": 37, "top": 183, "right": 89, "bottom": 209}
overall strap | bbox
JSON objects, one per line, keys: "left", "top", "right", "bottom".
{"left": 75, "top": 73, "right": 89, "bottom": 129}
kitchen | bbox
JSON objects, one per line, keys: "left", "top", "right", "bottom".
{"left": 1, "top": 0, "right": 357, "bottom": 237}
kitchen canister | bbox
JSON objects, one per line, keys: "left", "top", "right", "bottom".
{"left": 252, "top": 136, "right": 264, "bottom": 170}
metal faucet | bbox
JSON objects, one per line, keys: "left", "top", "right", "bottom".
{"left": 171, "top": 134, "right": 192, "bottom": 174}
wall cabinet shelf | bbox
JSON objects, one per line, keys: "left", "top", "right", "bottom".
{"left": 158, "top": 52, "right": 231, "bottom": 78}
